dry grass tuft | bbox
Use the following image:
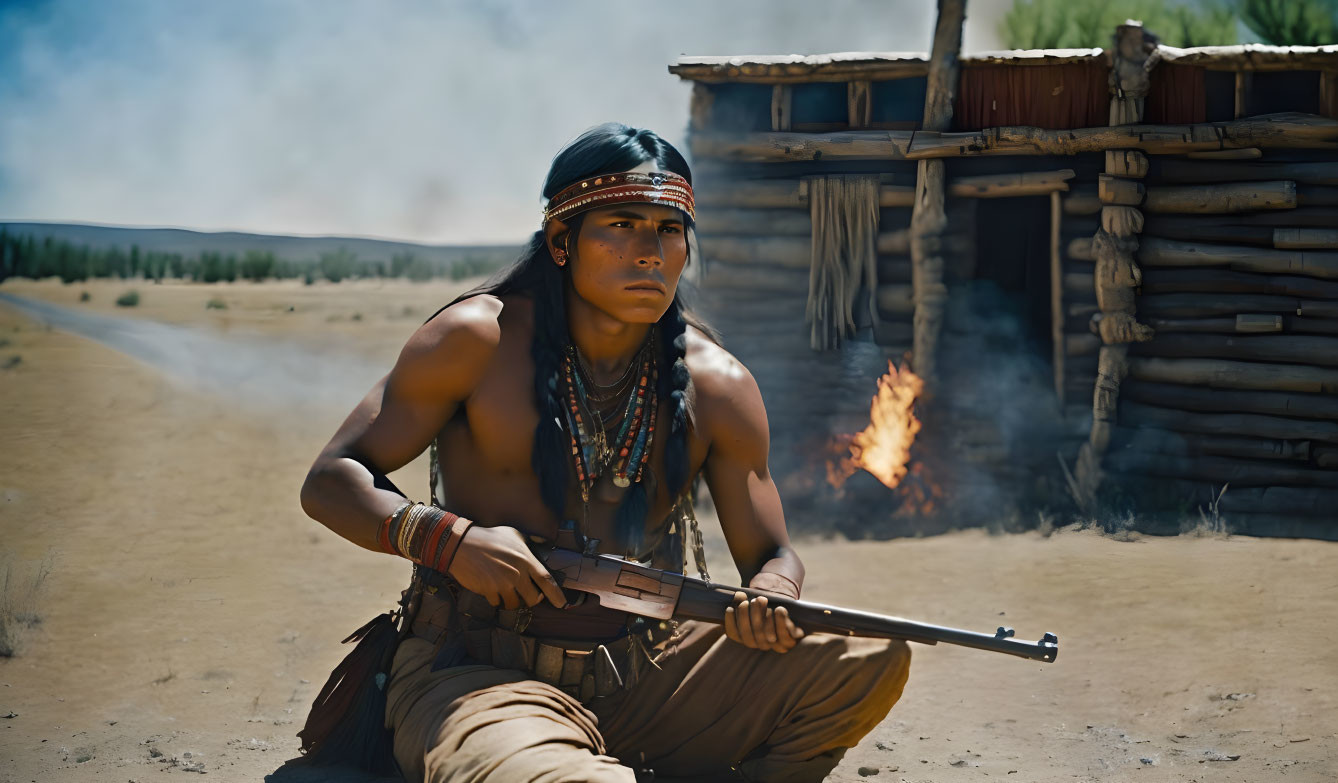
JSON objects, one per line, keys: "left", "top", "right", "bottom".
{"left": 0, "top": 551, "right": 54, "bottom": 657}
{"left": 1188, "top": 483, "right": 1231, "bottom": 538}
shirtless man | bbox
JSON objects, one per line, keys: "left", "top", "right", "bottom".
{"left": 300, "top": 122, "right": 910, "bottom": 782}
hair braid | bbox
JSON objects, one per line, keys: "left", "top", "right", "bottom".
{"left": 661, "top": 295, "right": 692, "bottom": 499}
{"left": 528, "top": 232, "right": 572, "bottom": 520}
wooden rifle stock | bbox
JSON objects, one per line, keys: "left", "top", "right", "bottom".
{"left": 538, "top": 547, "right": 1058, "bottom": 664}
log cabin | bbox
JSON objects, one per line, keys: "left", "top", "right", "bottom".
{"left": 668, "top": 10, "right": 1338, "bottom": 538}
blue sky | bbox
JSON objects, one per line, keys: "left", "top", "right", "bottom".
{"left": 0, "top": 0, "right": 1017, "bottom": 243}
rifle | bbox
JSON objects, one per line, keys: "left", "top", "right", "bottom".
{"left": 539, "top": 547, "right": 1058, "bottom": 663}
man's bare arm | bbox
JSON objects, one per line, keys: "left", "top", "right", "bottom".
{"left": 299, "top": 297, "right": 501, "bottom": 551}
{"left": 698, "top": 349, "right": 804, "bottom": 592}
{"left": 299, "top": 296, "right": 565, "bottom": 610}
{"left": 696, "top": 341, "right": 806, "bottom": 652}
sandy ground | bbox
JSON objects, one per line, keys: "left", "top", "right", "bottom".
{"left": 1, "top": 277, "right": 1335, "bottom": 782}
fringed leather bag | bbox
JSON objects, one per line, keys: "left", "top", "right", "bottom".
{"left": 296, "top": 610, "right": 403, "bottom": 775}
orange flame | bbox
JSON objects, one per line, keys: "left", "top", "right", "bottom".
{"left": 829, "top": 359, "right": 924, "bottom": 490}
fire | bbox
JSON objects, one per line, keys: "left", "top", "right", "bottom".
{"left": 829, "top": 359, "right": 924, "bottom": 490}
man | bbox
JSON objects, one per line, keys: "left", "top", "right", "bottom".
{"left": 300, "top": 123, "right": 910, "bottom": 782}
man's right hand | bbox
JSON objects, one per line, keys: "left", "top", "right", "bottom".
{"left": 447, "top": 524, "right": 569, "bottom": 610}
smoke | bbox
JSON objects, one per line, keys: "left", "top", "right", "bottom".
{"left": 0, "top": 292, "right": 386, "bottom": 416}
{"left": 0, "top": 0, "right": 1003, "bottom": 245}
{"left": 932, "top": 278, "right": 1081, "bottom": 526}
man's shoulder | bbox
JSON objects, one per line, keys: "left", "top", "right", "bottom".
{"left": 684, "top": 325, "right": 761, "bottom": 412}
{"left": 413, "top": 294, "right": 534, "bottom": 354}
{"left": 400, "top": 294, "right": 531, "bottom": 378}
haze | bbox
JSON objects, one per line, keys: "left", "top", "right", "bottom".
{"left": 0, "top": 0, "right": 1011, "bottom": 244}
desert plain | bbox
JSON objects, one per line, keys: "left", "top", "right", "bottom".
{"left": 0, "top": 276, "right": 1335, "bottom": 782}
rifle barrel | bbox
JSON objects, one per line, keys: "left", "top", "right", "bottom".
{"left": 675, "top": 580, "right": 1059, "bottom": 664}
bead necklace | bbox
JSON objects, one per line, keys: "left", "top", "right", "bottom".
{"left": 576, "top": 346, "right": 640, "bottom": 397}
{"left": 574, "top": 350, "right": 641, "bottom": 432}
{"left": 561, "top": 328, "right": 659, "bottom": 502}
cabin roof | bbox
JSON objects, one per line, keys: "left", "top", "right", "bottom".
{"left": 672, "top": 48, "right": 1105, "bottom": 68}
{"left": 669, "top": 44, "right": 1338, "bottom": 83}
{"left": 1156, "top": 43, "right": 1338, "bottom": 67}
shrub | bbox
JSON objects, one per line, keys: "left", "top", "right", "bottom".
{"left": 205, "top": 297, "right": 227, "bottom": 310}
{"left": 319, "top": 248, "right": 357, "bottom": 283}
{"left": 406, "top": 257, "right": 436, "bottom": 282}
{"left": 115, "top": 290, "right": 140, "bottom": 307}
{"left": 79, "top": 291, "right": 90, "bottom": 302}
{"left": 1000, "top": 0, "right": 1238, "bottom": 48}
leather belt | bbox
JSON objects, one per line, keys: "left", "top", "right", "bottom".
{"left": 410, "top": 574, "right": 661, "bottom": 702}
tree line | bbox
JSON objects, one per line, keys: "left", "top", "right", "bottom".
{"left": 1001, "top": 0, "right": 1338, "bottom": 49}
{"left": 0, "top": 228, "right": 505, "bottom": 285}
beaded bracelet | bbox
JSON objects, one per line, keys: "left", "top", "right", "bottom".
{"left": 378, "top": 501, "right": 474, "bottom": 574}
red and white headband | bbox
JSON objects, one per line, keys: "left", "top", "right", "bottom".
{"left": 542, "top": 171, "right": 695, "bottom": 225}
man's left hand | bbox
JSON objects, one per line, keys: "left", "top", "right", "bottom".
{"left": 723, "top": 578, "right": 805, "bottom": 653}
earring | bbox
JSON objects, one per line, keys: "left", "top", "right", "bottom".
{"left": 554, "top": 251, "right": 567, "bottom": 267}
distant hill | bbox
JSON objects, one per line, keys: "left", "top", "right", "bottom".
{"left": 0, "top": 221, "right": 524, "bottom": 268}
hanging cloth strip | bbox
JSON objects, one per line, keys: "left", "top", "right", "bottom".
{"left": 804, "top": 174, "right": 881, "bottom": 351}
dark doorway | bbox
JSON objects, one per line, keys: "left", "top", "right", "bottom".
{"left": 970, "top": 195, "right": 1055, "bottom": 364}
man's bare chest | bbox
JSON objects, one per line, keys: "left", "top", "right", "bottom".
{"left": 458, "top": 357, "right": 544, "bottom": 474}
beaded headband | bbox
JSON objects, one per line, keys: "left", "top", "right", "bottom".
{"left": 543, "top": 171, "right": 695, "bottom": 225}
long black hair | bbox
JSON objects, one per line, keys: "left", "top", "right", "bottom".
{"left": 438, "top": 122, "right": 713, "bottom": 553}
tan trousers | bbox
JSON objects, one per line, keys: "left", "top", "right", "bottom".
{"left": 385, "top": 620, "right": 911, "bottom": 783}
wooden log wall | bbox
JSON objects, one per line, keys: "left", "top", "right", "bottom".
{"left": 680, "top": 32, "right": 1338, "bottom": 528}
{"left": 1071, "top": 22, "right": 1157, "bottom": 506}
{"left": 690, "top": 185, "right": 978, "bottom": 476}
{"left": 1101, "top": 145, "right": 1338, "bottom": 515}
{"left": 693, "top": 173, "right": 989, "bottom": 354}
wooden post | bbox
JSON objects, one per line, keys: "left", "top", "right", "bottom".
{"left": 847, "top": 80, "right": 871, "bottom": 130}
{"left": 1074, "top": 20, "right": 1157, "bottom": 508}
{"left": 1322, "top": 70, "right": 1338, "bottom": 119}
{"left": 1108, "top": 21, "right": 1154, "bottom": 126}
{"left": 771, "top": 85, "right": 792, "bottom": 132}
{"left": 1234, "top": 70, "right": 1249, "bottom": 119}
{"left": 1051, "top": 191, "right": 1065, "bottom": 405}
{"left": 910, "top": 0, "right": 965, "bottom": 393}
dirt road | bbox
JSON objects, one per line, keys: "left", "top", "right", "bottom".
{"left": 1, "top": 278, "right": 1334, "bottom": 782}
